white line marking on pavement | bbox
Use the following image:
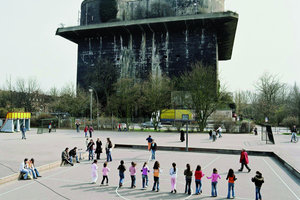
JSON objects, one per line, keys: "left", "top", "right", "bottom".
{"left": 203, "top": 156, "right": 221, "bottom": 169}
{"left": 263, "top": 158, "right": 299, "bottom": 200}
{"left": 0, "top": 165, "right": 79, "bottom": 197}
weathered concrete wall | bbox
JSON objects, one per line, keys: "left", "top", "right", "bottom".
{"left": 76, "top": 27, "right": 218, "bottom": 89}
{"left": 117, "top": 0, "right": 224, "bottom": 21}
{"left": 80, "top": 0, "right": 224, "bottom": 25}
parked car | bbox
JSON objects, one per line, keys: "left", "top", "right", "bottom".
{"left": 141, "top": 121, "right": 162, "bottom": 128}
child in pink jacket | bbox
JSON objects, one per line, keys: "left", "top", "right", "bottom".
{"left": 129, "top": 162, "right": 137, "bottom": 188}
{"left": 207, "top": 168, "right": 221, "bottom": 197}
{"left": 101, "top": 162, "right": 110, "bottom": 186}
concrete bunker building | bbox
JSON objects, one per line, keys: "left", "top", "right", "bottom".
{"left": 56, "top": 0, "right": 238, "bottom": 101}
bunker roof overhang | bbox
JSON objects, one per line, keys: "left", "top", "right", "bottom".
{"left": 56, "top": 11, "right": 238, "bottom": 60}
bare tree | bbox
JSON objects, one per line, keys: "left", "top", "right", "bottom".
{"left": 141, "top": 74, "right": 172, "bottom": 130}
{"left": 254, "top": 72, "right": 285, "bottom": 123}
{"left": 180, "top": 62, "right": 225, "bottom": 132}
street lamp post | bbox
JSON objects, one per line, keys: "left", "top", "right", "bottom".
{"left": 89, "top": 89, "right": 93, "bottom": 123}
{"left": 89, "top": 86, "right": 99, "bottom": 130}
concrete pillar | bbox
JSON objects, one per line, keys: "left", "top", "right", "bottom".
{"left": 16, "top": 119, "right": 20, "bottom": 132}
{"left": 27, "top": 119, "right": 31, "bottom": 131}
{"left": 11, "top": 120, "right": 14, "bottom": 133}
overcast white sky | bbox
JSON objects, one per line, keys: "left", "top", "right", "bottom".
{"left": 0, "top": 0, "right": 299, "bottom": 93}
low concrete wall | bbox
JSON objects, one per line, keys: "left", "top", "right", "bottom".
{"left": 0, "top": 161, "right": 61, "bottom": 185}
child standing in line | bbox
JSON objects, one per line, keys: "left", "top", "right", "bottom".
{"left": 194, "top": 165, "right": 204, "bottom": 195}
{"left": 226, "top": 168, "right": 237, "bottom": 199}
{"left": 184, "top": 164, "right": 193, "bottom": 195}
{"left": 251, "top": 171, "right": 264, "bottom": 200}
{"left": 169, "top": 162, "right": 177, "bottom": 193}
{"left": 117, "top": 160, "right": 126, "bottom": 188}
{"left": 101, "top": 162, "right": 110, "bottom": 186}
{"left": 141, "top": 162, "right": 150, "bottom": 189}
{"left": 91, "top": 160, "right": 98, "bottom": 184}
{"left": 152, "top": 161, "right": 161, "bottom": 192}
{"left": 207, "top": 168, "right": 221, "bottom": 197}
{"left": 129, "top": 162, "right": 137, "bottom": 188}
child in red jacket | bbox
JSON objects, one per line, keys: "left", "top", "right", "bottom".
{"left": 194, "top": 165, "right": 205, "bottom": 195}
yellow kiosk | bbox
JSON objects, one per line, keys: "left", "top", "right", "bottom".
{"left": 0, "top": 112, "right": 31, "bottom": 133}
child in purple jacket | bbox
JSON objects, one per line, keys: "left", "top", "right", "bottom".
{"left": 207, "top": 168, "right": 221, "bottom": 197}
{"left": 141, "top": 162, "right": 150, "bottom": 189}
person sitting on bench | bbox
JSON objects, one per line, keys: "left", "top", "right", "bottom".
{"left": 69, "top": 147, "right": 80, "bottom": 164}
{"left": 29, "top": 158, "right": 41, "bottom": 178}
{"left": 19, "top": 158, "right": 30, "bottom": 180}
{"left": 61, "top": 148, "right": 73, "bottom": 166}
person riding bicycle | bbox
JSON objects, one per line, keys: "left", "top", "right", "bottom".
{"left": 291, "top": 125, "right": 298, "bottom": 142}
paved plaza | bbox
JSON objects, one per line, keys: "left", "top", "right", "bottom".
{"left": 0, "top": 129, "right": 299, "bottom": 200}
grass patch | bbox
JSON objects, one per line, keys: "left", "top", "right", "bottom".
{"left": 281, "top": 133, "right": 300, "bottom": 136}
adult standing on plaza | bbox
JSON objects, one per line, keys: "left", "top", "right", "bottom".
{"left": 146, "top": 135, "right": 153, "bottom": 151}
{"left": 106, "top": 138, "right": 113, "bottom": 162}
{"left": 75, "top": 121, "right": 80, "bottom": 133}
{"left": 291, "top": 125, "right": 297, "bottom": 142}
{"left": 89, "top": 125, "right": 94, "bottom": 138}
{"left": 21, "top": 124, "right": 26, "bottom": 140}
{"left": 61, "top": 148, "right": 73, "bottom": 166}
{"left": 95, "top": 138, "right": 103, "bottom": 160}
{"left": 238, "top": 149, "right": 251, "bottom": 172}
{"left": 180, "top": 130, "right": 185, "bottom": 142}
{"left": 254, "top": 127, "right": 258, "bottom": 135}
{"left": 150, "top": 140, "right": 157, "bottom": 160}
{"left": 87, "top": 139, "right": 95, "bottom": 161}
{"left": 217, "top": 126, "right": 222, "bottom": 138}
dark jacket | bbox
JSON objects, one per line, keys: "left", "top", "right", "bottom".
{"left": 252, "top": 175, "right": 264, "bottom": 187}
{"left": 150, "top": 142, "right": 157, "bottom": 151}
{"left": 87, "top": 142, "right": 95, "bottom": 151}
{"left": 69, "top": 148, "right": 77, "bottom": 157}
{"left": 118, "top": 165, "right": 126, "bottom": 173}
{"left": 95, "top": 141, "right": 102, "bottom": 153}
{"left": 61, "top": 150, "right": 69, "bottom": 160}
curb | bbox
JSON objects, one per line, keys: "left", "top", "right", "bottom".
{"left": 0, "top": 161, "right": 61, "bottom": 185}
{"left": 114, "top": 144, "right": 300, "bottom": 180}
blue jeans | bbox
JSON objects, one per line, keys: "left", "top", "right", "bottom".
{"left": 29, "top": 169, "right": 36, "bottom": 179}
{"left": 119, "top": 172, "right": 124, "bottom": 185}
{"left": 20, "top": 169, "right": 29, "bottom": 179}
{"left": 152, "top": 177, "right": 159, "bottom": 191}
{"left": 219, "top": 131, "right": 222, "bottom": 137}
{"left": 255, "top": 187, "right": 262, "bottom": 200}
{"left": 34, "top": 169, "right": 40, "bottom": 177}
{"left": 69, "top": 155, "right": 79, "bottom": 163}
{"left": 107, "top": 151, "right": 112, "bottom": 162}
{"left": 142, "top": 175, "right": 148, "bottom": 188}
{"left": 227, "top": 182, "right": 235, "bottom": 198}
{"left": 195, "top": 179, "right": 202, "bottom": 194}
{"left": 21, "top": 131, "right": 26, "bottom": 139}
{"left": 151, "top": 150, "right": 155, "bottom": 160}
{"left": 131, "top": 175, "right": 136, "bottom": 187}
{"left": 291, "top": 132, "right": 297, "bottom": 141}
{"left": 211, "top": 182, "right": 217, "bottom": 196}
{"left": 88, "top": 149, "right": 93, "bottom": 160}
